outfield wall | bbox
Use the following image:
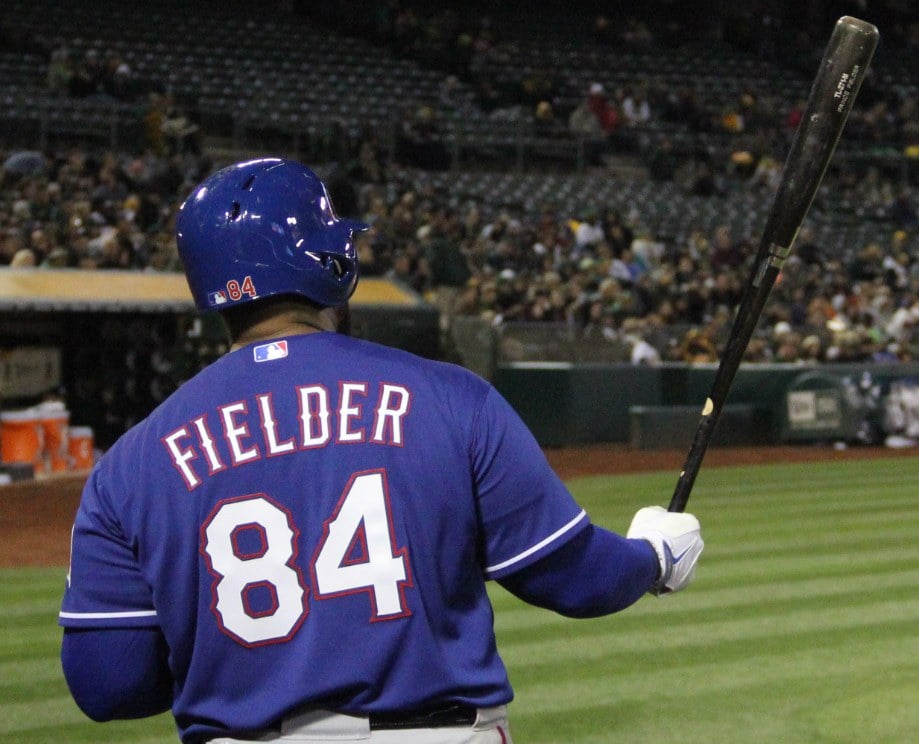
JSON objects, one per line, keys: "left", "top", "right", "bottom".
{"left": 494, "top": 361, "right": 919, "bottom": 448}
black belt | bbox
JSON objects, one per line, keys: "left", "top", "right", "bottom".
{"left": 368, "top": 703, "right": 478, "bottom": 730}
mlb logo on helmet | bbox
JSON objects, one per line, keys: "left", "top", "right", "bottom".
{"left": 208, "top": 290, "right": 228, "bottom": 305}
{"left": 254, "top": 340, "right": 289, "bottom": 362}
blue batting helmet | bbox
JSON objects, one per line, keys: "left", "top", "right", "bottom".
{"left": 176, "top": 158, "right": 368, "bottom": 311}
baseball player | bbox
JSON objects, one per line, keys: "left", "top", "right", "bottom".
{"left": 60, "top": 158, "right": 703, "bottom": 743}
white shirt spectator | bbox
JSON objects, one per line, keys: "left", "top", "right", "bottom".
{"left": 575, "top": 221, "right": 604, "bottom": 247}
{"left": 622, "top": 95, "right": 651, "bottom": 126}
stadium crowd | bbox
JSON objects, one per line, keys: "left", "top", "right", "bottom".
{"left": 1, "top": 0, "right": 917, "bottom": 370}
{"left": 1, "top": 140, "right": 917, "bottom": 369}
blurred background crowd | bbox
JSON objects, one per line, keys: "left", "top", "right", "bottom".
{"left": 1, "top": 0, "right": 918, "bottom": 374}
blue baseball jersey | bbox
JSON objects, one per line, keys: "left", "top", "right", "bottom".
{"left": 60, "top": 331, "right": 589, "bottom": 742}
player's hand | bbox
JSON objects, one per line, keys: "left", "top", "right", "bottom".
{"left": 627, "top": 506, "right": 703, "bottom": 596}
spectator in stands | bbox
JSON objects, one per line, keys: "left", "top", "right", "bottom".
{"left": 10, "top": 248, "right": 37, "bottom": 267}
{"left": 423, "top": 218, "right": 473, "bottom": 332}
{"left": 747, "top": 150, "right": 783, "bottom": 193}
{"left": 569, "top": 83, "right": 618, "bottom": 165}
{"left": 534, "top": 100, "right": 563, "bottom": 139}
{"left": 568, "top": 89, "right": 605, "bottom": 164}
{"left": 586, "top": 83, "right": 619, "bottom": 136}
{"left": 27, "top": 227, "right": 55, "bottom": 263}
{"left": 708, "top": 225, "right": 744, "bottom": 272}
{"left": 574, "top": 206, "right": 604, "bottom": 249}
{"left": 621, "top": 87, "right": 651, "bottom": 128}
{"left": 396, "top": 104, "right": 450, "bottom": 170}
{"left": 676, "top": 327, "right": 718, "bottom": 363}
{"left": 848, "top": 243, "right": 885, "bottom": 282}
{"left": 609, "top": 247, "right": 646, "bottom": 286}
{"left": 736, "top": 93, "right": 767, "bottom": 133}
{"left": 386, "top": 247, "right": 427, "bottom": 294}
{"left": 42, "top": 247, "right": 71, "bottom": 268}
{"left": 772, "top": 322, "right": 803, "bottom": 363}
{"left": 47, "top": 45, "right": 74, "bottom": 96}
{"left": 600, "top": 210, "right": 634, "bottom": 257}
{"left": 621, "top": 317, "right": 662, "bottom": 365}
{"left": 105, "top": 63, "right": 138, "bottom": 102}
{"left": 0, "top": 230, "right": 25, "bottom": 265}
{"left": 519, "top": 68, "right": 558, "bottom": 109}
{"left": 69, "top": 48, "right": 105, "bottom": 98}
{"left": 160, "top": 100, "right": 201, "bottom": 156}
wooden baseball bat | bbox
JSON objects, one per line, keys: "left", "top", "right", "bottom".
{"left": 668, "top": 16, "right": 879, "bottom": 513}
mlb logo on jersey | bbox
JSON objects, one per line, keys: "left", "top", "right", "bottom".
{"left": 254, "top": 340, "right": 289, "bottom": 362}
{"left": 208, "top": 290, "right": 228, "bottom": 305}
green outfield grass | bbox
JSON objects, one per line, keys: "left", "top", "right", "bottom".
{"left": 3, "top": 456, "right": 918, "bottom": 742}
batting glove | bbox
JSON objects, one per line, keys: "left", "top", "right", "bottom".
{"left": 627, "top": 506, "right": 703, "bottom": 596}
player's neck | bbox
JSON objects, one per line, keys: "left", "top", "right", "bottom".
{"left": 229, "top": 308, "right": 337, "bottom": 351}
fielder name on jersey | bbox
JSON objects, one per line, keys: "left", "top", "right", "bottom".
{"left": 162, "top": 380, "right": 411, "bottom": 490}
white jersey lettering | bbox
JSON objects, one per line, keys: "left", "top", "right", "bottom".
{"left": 338, "top": 383, "right": 367, "bottom": 443}
{"left": 193, "top": 414, "right": 226, "bottom": 475}
{"left": 299, "top": 385, "right": 330, "bottom": 448}
{"left": 258, "top": 394, "right": 296, "bottom": 456}
{"left": 371, "top": 384, "right": 410, "bottom": 445}
{"left": 163, "top": 381, "right": 413, "bottom": 489}
{"left": 163, "top": 427, "right": 201, "bottom": 490}
{"left": 220, "top": 402, "right": 260, "bottom": 465}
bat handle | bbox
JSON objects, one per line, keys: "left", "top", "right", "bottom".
{"left": 668, "top": 405, "right": 719, "bottom": 512}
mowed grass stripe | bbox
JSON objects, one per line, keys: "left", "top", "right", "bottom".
{"left": 500, "top": 595, "right": 919, "bottom": 666}
{"left": 0, "top": 695, "right": 101, "bottom": 734}
{"left": 568, "top": 457, "right": 919, "bottom": 516}
{"left": 492, "top": 564, "right": 919, "bottom": 637}
{"left": 510, "top": 657, "right": 919, "bottom": 744}
{"left": 0, "top": 598, "right": 65, "bottom": 620}
{"left": 0, "top": 658, "right": 66, "bottom": 686}
{"left": 701, "top": 525, "right": 919, "bottom": 559}
{"left": 702, "top": 500, "right": 919, "bottom": 541}
{"left": 506, "top": 630, "right": 919, "bottom": 714}
{"left": 2, "top": 676, "right": 71, "bottom": 705}
{"left": 699, "top": 544, "right": 919, "bottom": 585}
{"left": 0, "top": 571, "right": 67, "bottom": 605}
{"left": 511, "top": 616, "right": 918, "bottom": 684}
{"left": 0, "top": 697, "right": 175, "bottom": 742}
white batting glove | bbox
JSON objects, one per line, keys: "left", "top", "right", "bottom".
{"left": 627, "top": 506, "right": 703, "bottom": 596}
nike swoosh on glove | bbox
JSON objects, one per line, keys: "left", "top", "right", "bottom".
{"left": 627, "top": 506, "right": 704, "bottom": 595}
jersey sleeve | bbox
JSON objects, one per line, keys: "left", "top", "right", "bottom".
{"left": 497, "top": 525, "right": 659, "bottom": 617}
{"left": 59, "top": 467, "right": 159, "bottom": 629}
{"left": 472, "top": 385, "right": 589, "bottom": 579}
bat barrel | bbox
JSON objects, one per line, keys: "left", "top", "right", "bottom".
{"left": 762, "top": 16, "right": 879, "bottom": 251}
{"left": 667, "top": 16, "right": 878, "bottom": 513}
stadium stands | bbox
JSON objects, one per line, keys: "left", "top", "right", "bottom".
{"left": 1, "top": 0, "right": 916, "bottom": 373}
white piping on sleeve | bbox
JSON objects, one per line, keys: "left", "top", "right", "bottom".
{"left": 486, "top": 510, "right": 587, "bottom": 575}
{"left": 59, "top": 609, "right": 158, "bottom": 620}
